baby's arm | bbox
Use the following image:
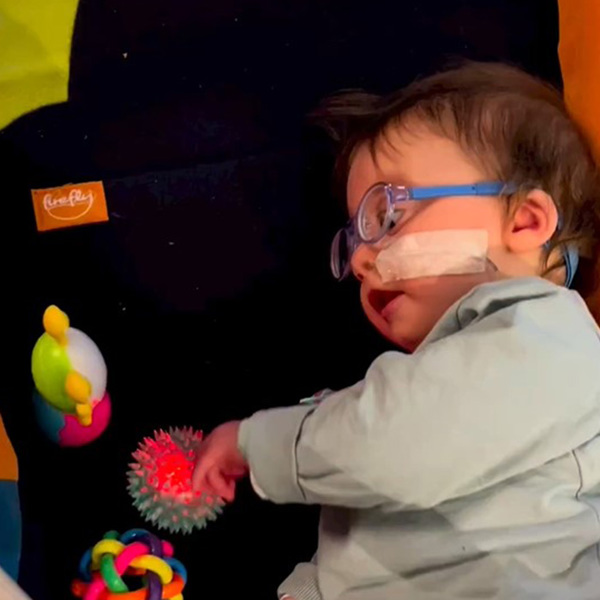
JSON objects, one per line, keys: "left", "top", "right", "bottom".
{"left": 240, "top": 288, "right": 600, "bottom": 509}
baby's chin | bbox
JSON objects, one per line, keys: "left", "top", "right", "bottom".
{"left": 385, "top": 323, "right": 424, "bottom": 353}
{"left": 364, "top": 304, "right": 424, "bottom": 353}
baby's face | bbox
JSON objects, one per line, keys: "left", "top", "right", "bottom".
{"left": 347, "top": 121, "right": 507, "bottom": 351}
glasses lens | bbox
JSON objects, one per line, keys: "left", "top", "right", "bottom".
{"left": 357, "top": 185, "right": 391, "bottom": 243}
{"left": 331, "top": 228, "right": 353, "bottom": 280}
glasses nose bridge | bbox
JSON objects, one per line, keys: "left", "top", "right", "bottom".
{"left": 386, "top": 183, "right": 402, "bottom": 207}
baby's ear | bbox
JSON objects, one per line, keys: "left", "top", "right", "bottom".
{"left": 503, "top": 189, "right": 559, "bottom": 253}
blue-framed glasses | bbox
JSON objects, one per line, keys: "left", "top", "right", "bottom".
{"left": 330, "top": 181, "right": 579, "bottom": 286}
{"left": 356, "top": 182, "right": 514, "bottom": 245}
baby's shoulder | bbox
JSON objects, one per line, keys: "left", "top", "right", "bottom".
{"left": 426, "top": 277, "right": 600, "bottom": 356}
{"left": 461, "top": 278, "right": 595, "bottom": 327}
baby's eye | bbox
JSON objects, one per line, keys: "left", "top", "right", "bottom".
{"left": 387, "top": 208, "right": 407, "bottom": 232}
{"left": 376, "top": 209, "right": 388, "bottom": 227}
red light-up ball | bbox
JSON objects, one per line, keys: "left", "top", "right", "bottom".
{"left": 127, "top": 427, "right": 224, "bottom": 534}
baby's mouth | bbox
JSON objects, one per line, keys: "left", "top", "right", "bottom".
{"left": 368, "top": 289, "right": 404, "bottom": 319}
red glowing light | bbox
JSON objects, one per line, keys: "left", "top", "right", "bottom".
{"left": 128, "top": 427, "right": 224, "bottom": 533}
{"left": 155, "top": 451, "right": 194, "bottom": 493}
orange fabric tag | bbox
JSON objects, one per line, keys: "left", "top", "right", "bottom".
{"left": 31, "top": 181, "right": 109, "bottom": 232}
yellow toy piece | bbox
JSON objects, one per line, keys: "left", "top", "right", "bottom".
{"left": 75, "top": 404, "right": 92, "bottom": 427}
{"left": 65, "top": 371, "right": 92, "bottom": 426}
{"left": 91, "top": 540, "right": 125, "bottom": 568}
{"left": 43, "top": 305, "right": 70, "bottom": 347}
{"left": 129, "top": 555, "right": 173, "bottom": 584}
{"left": 65, "top": 371, "right": 91, "bottom": 404}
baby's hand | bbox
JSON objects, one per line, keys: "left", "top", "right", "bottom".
{"left": 192, "top": 420, "right": 249, "bottom": 503}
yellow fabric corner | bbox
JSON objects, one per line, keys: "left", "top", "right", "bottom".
{"left": 0, "top": 415, "right": 17, "bottom": 482}
{"left": 0, "top": 0, "right": 80, "bottom": 130}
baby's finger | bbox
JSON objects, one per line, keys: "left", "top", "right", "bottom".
{"left": 220, "top": 477, "right": 237, "bottom": 504}
{"left": 191, "top": 452, "right": 212, "bottom": 492}
{"left": 206, "top": 469, "right": 236, "bottom": 503}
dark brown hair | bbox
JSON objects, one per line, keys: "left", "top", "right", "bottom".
{"left": 313, "top": 62, "right": 600, "bottom": 296}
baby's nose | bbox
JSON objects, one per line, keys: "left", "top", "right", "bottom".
{"left": 351, "top": 243, "right": 379, "bottom": 282}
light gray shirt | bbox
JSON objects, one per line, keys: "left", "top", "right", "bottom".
{"left": 239, "top": 278, "right": 600, "bottom": 599}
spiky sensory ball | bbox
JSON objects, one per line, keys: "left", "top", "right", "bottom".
{"left": 127, "top": 427, "right": 224, "bottom": 534}
{"left": 71, "top": 529, "right": 187, "bottom": 600}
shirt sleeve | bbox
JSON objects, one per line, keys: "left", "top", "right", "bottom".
{"left": 239, "top": 289, "right": 600, "bottom": 508}
{"left": 249, "top": 470, "right": 268, "bottom": 499}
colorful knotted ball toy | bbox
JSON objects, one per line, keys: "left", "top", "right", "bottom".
{"left": 127, "top": 427, "right": 224, "bottom": 535}
{"left": 71, "top": 529, "right": 187, "bottom": 600}
{"left": 31, "top": 305, "right": 111, "bottom": 446}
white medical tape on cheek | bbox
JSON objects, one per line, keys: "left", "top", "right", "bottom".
{"left": 375, "top": 229, "right": 489, "bottom": 283}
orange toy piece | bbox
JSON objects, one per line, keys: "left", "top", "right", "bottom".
{"left": 559, "top": 0, "right": 600, "bottom": 321}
